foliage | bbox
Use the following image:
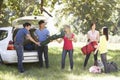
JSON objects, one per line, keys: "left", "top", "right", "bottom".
{"left": 0, "top": 0, "right": 10, "bottom": 26}
{"left": 53, "top": 0, "right": 120, "bottom": 34}
{"left": 0, "top": 0, "right": 41, "bottom": 26}
{"left": 0, "top": 0, "right": 120, "bottom": 35}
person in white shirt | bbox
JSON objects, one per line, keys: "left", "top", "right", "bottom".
{"left": 83, "top": 22, "right": 99, "bottom": 69}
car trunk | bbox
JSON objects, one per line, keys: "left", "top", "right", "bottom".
{"left": 12, "top": 28, "right": 39, "bottom": 63}
{"left": 13, "top": 28, "right": 38, "bottom": 51}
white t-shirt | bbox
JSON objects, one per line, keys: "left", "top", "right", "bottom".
{"left": 87, "top": 30, "right": 99, "bottom": 42}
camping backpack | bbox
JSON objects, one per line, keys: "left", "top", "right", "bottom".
{"left": 97, "top": 60, "right": 104, "bottom": 69}
{"left": 107, "top": 62, "right": 118, "bottom": 73}
{"left": 89, "top": 66, "right": 102, "bottom": 73}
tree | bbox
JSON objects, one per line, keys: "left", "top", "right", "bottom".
{"left": 0, "top": 0, "right": 3, "bottom": 24}
{"left": 52, "top": 0, "right": 119, "bottom": 34}
{"left": 0, "top": 0, "right": 41, "bottom": 26}
{"left": 0, "top": 0, "right": 10, "bottom": 26}
{"left": 0, "top": 0, "right": 120, "bottom": 35}
{"left": 0, "top": 0, "right": 3, "bottom": 12}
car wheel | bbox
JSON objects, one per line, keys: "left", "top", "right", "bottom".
{"left": 0, "top": 54, "right": 3, "bottom": 65}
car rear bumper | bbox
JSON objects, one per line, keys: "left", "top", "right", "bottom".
{"left": 0, "top": 50, "right": 40, "bottom": 63}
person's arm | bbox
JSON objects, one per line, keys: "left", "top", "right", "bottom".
{"left": 47, "top": 30, "right": 50, "bottom": 37}
{"left": 56, "top": 38, "right": 63, "bottom": 43}
{"left": 94, "top": 36, "right": 104, "bottom": 54}
{"left": 23, "top": 29, "right": 39, "bottom": 45}
{"left": 69, "top": 34, "right": 77, "bottom": 42}
{"left": 87, "top": 31, "right": 91, "bottom": 42}
{"left": 26, "top": 34, "right": 40, "bottom": 46}
{"left": 72, "top": 36, "right": 77, "bottom": 42}
{"left": 34, "top": 31, "right": 39, "bottom": 42}
{"left": 96, "top": 31, "right": 100, "bottom": 42}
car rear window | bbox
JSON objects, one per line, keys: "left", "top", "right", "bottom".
{"left": 0, "top": 30, "right": 8, "bottom": 41}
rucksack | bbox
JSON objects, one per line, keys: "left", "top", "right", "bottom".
{"left": 89, "top": 66, "right": 102, "bottom": 73}
{"left": 107, "top": 62, "right": 118, "bottom": 73}
{"left": 24, "top": 43, "right": 35, "bottom": 51}
{"left": 97, "top": 60, "right": 104, "bottom": 69}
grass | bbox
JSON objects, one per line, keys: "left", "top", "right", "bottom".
{"left": 0, "top": 47, "right": 120, "bottom": 80}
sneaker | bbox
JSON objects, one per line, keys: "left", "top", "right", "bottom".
{"left": 40, "top": 65, "right": 43, "bottom": 68}
{"left": 46, "top": 66, "right": 49, "bottom": 68}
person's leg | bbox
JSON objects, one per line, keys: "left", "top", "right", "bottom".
{"left": 68, "top": 50, "right": 73, "bottom": 70}
{"left": 101, "top": 53, "right": 108, "bottom": 73}
{"left": 43, "top": 46, "right": 49, "bottom": 68}
{"left": 83, "top": 53, "right": 91, "bottom": 68}
{"left": 94, "top": 51, "right": 98, "bottom": 66}
{"left": 38, "top": 46, "right": 44, "bottom": 67}
{"left": 15, "top": 45, "right": 24, "bottom": 73}
{"left": 61, "top": 49, "right": 67, "bottom": 69}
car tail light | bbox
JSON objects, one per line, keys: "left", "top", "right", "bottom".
{"left": 7, "top": 41, "right": 15, "bottom": 50}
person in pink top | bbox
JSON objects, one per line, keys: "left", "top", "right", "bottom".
{"left": 83, "top": 22, "right": 99, "bottom": 69}
{"left": 57, "top": 25, "right": 77, "bottom": 70}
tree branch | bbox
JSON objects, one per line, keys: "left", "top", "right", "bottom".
{"left": 0, "top": 0, "right": 3, "bottom": 14}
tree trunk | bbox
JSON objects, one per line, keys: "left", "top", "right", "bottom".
{"left": 40, "top": 0, "right": 43, "bottom": 14}
{"left": 0, "top": 0, "right": 3, "bottom": 13}
{"left": 0, "top": 0, "right": 3, "bottom": 24}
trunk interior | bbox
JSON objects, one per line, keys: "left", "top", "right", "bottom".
{"left": 13, "top": 28, "right": 38, "bottom": 51}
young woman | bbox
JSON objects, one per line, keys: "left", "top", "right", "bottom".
{"left": 57, "top": 25, "right": 77, "bottom": 70}
{"left": 99, "top": 27, "right": 109, "bottom": 73}
{"left": 83, "top": 22, "right": 99, "bottom": 68}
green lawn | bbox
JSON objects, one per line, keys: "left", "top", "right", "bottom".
{"left": 0, "top": 47, "right": 120, "bottom": 80}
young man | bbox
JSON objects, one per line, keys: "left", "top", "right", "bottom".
{"left": 14, "top": 22, "right": 39, "bottom": 73}
{"left": 35, "top": 20, "right": 50, "bottom": 68}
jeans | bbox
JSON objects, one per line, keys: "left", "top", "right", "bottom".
{"left": 14, "top": 43, "right": 24, "bottom": 72}
{"left": 61, "top": 49, "right": 73, "bottom": 69}
{"left": 83, "top": 51, "right": 98, "bottom": 68}
{"left": 37, "top": 46, "right": 49, "bottom": 68}
{"left": 101, "top": 53, "right": 108, "bottom": 73}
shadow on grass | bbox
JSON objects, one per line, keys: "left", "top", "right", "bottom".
{"left": 0, "top": 47, "right": 120, "bottom": 80}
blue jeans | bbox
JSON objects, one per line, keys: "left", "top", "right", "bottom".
{"left": 37, "top": 46, "right": 49, "bottom": 68}
{"left": 61, "top": 49, "right": 73, "bottom": 69}
{"left": 14, "top": 43, "right": 24, "bottom": 72}
{"left": 101, "top": 53, "right": 108, "bottom": 73}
